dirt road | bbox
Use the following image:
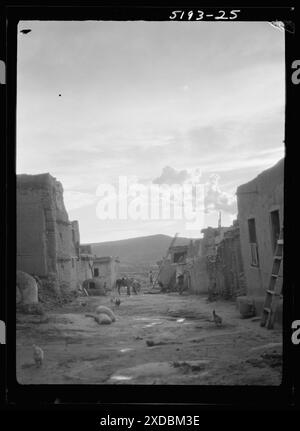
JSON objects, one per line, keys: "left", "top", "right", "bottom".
{"left": 16, "top": 292, "right": 282, "bottom": 385}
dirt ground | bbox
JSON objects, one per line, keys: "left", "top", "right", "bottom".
{"left": 16, "top": 291, "right": 282, "bottom": 385}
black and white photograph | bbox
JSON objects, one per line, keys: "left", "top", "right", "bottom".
{"left": 15, "top": 13, "right": 287, "bottom": 389}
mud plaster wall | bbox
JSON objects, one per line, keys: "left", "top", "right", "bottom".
{"left": 93, "top": 260, "right": 119, "bottom": 289}
{"left": 111, "top": 260, "right": 119, "bottom": 288}
{"left": 237, "top": 159, "right": 284, "bottom": 297}
{"left": 78, "top": 258, "right": 93, "bottom": 284}
{"left": 158, "top": 260, "right": 176, "bottom": 287}
{"left": 214, "top": 227, "right": 245, "bottom": 298}
{"left": 17, "top": 174, "right": 80, "bottom": 291}
{"left": 188, "top": 257, "right": 209, "bottom": 293}
{"left": 17, "top": 188, "right": 48, "bottom": 275}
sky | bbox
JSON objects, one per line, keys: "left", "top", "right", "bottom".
{"left": 17, "top": 20, "right": 285, "bottom": 243}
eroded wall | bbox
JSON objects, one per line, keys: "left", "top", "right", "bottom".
{"left": 17, "top": 173, "right": 81, "bottom": 291}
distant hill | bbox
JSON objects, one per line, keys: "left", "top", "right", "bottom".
{"left": 87, "top": 234, "right": 194, "bottom": 267}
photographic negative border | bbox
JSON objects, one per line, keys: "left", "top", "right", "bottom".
{"left": 1, "top": 3, "right": 299, "bottom": 410}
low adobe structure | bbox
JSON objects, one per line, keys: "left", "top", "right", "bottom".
{"left": 92, "top": 256, "right": 120, "bottom": 290}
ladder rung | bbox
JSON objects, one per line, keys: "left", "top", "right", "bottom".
{"left": 262, "top": 227, "right": 283, "bottom": 329}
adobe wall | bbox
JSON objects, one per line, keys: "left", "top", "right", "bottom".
{"left": 110, "top": 259, "right": 119, "bottom": 289}
{"left": 93, "top": 259, "right": 118, "bottom": 290}
{"left": 17, "top": 174, "right": 56, "bottom": 276}
{"left": 214, "top": 225, "right": 245, "bottom": 298}
{"left": 157, "top": 260, "right": 176, "bottom": 288}
{"left": 17, "top": 173, "right": 81, "bottom": 291}
{"left": 78, "top": 257, "right": 93, "bottom": 284}
{"left": 237, "top": 159, "right": 284, "bottom": 297}
{"left": 188, "top": 256, "right": 209, "bottom": 294}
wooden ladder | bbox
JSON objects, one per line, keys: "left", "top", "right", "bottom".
{"left": 261, "top": 226, "right": 284, "bottom": 329}
{"left": 152, "top": 232, "right": 179, "bottom": 289}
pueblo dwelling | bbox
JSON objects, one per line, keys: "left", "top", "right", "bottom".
{"left": 17, "top": 173, "right": 119, "bottom": 293}
{"left": 236, "top": 158, "right": 284, "bottom": 315}
{"left": 17, "top": 173, "right": 80, "bottom": 291}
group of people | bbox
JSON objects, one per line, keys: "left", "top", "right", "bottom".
{"left": 115, "top": 277, "right": 141, "bottom": 296}
{"left": 116, "top": 269, "right": 188, "bottom": 296}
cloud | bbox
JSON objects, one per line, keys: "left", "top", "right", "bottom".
{"left": 204, "top": 174, "right": 237, "bottom": 215}
{"left": 153, "top": 166, "right": 189, "bottom": 185}
{"left": 151, "top": 165, "right": 237, "bottom": 216}
{"left": 17, "top": 21, "right": 284, "bottom": 242}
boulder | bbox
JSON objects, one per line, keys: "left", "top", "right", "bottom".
{"left": 16, "top": 271, "right": 38, "bottom": 304}
{"left": 96, "top": 313, "right": 112, "bottom": 325}
{"left": 95, "top": 305, "right": 116, "bottom": 322}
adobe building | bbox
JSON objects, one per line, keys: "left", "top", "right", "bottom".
{"left": 157, "top": 245, "right": 188, "bottom": 290}
{"left": 92, "top": 256, "right": 120, "bottom": 290}
{"left": 78, "top": 244, "right": 94, "bottom": 284}
{"left": 237, "top": 158, "right": 284, "bottom": 299}
{"left": 201, "top": 226, "right": 234, "bottom": 298}
{"left": 212, "top": 221, "right": 246, "bottom": 299}
{"left": 17, "top": 173, "right": 80, "bottom": 291}
{"left": 157, "top": 240, "right": 209, "bottom": 294}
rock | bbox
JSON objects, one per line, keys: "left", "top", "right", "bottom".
{"left": 95, "top": 305, "right": 116, "bottom": 322}
{"left": 96, "top": 313, "right": 112, "bottom": 325}
{"left": 172, "top": 360, "right": 208, "bottom": 372}
{"left": 16, "top": 271, "right": 38, "bottom": 304}
{"left": 146, "top": 339, "right": 178, "bottom": 347}
{"left": 146, "top": 340, "right": 155, "bottom": 347}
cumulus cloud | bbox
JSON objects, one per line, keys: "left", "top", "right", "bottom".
{"left": 152, "top": 166, "right": 237, "bottom": 216}
{"left": 153, "top": 166, "right": 189, "bottom": 185}
{"left": 204, "top": 174, "right": 237, "bottom": 215}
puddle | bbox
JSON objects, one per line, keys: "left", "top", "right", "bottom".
{"left": 109, "top": 360, "right": 210, "bottom": 384}
{"left": 143, "top": 321, "right": 163, "bottom": 328}
{"left": 120, "top": 348, "right": 133, "bottom": 353}
{"left": 176, "top": 318, "right": 185, "bottom": 323}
